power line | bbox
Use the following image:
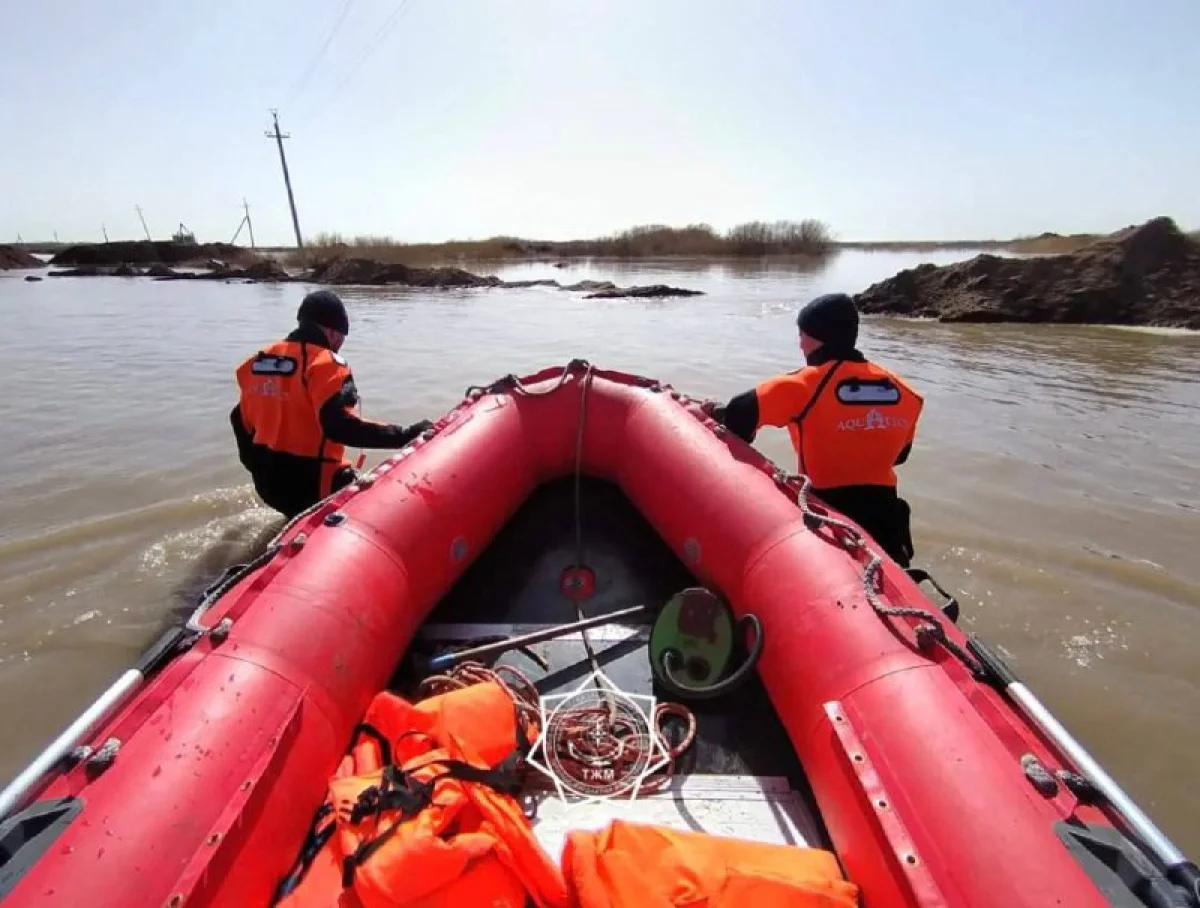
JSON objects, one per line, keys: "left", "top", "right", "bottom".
{"left": 307, "top": 0, "right": 414, "bottom": 120}
{"left": 283, "top": 0, "right": 357, "bottom": 108}
{"left": 266, "top": 110, "right": 305, "bottom": 248}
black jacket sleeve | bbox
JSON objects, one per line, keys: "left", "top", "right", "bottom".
{"left": 317, "top": 375, "right": 423, "bottom": 449}
{"left": 895, "top": 442, "right": 912, "bottom": 466}
{"left": 713, "top": 389, "right": 760, "bottom": 444}
{"left": 230, "top": 404, "right": 256, "bottom": 472}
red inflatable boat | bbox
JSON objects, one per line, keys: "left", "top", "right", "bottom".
{"left": 1, "top": 361, "right": 1196, "bottom": 908}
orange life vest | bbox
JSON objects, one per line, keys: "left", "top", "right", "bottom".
{"left": 563, "top": 820, "right": 860, "bottom": 908}
{"left": 276, "top": 682, "right": 569, "bottom": 908}
{"left": 756, "top": 359, "right": 923, "bottom": 489}
{"left": 235, "top": 337, "right": 353, "bottom": 498}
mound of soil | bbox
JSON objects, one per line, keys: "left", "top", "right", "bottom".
{"left": 35, "top": 249, "right": 707, "bottom": 299}
{"left": 854, "top": 217, "right": 1200, "bottom": 328}
{"left": 0, "top": 245, "right": 44, "bottom": 269}
{"left": 563, "top": 280, "right": 616, "bottom": 292}
{"left": 151, "top": 259, "right": 292, "bottom": 283}
{"left": 305, "top": 258, "right": 707, "bottom": 298}
{"left": 583, "top": 284, "right": 705, "bottom": 299}
{"left": 307, "top": 257, "right": 503, "bottom": 288}
{"left": 49, "top": 241, "right": 258, "bottom": 267}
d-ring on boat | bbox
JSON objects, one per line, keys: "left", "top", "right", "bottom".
{"left": 0, "top": 360, "right": 1196, "bottom": 908}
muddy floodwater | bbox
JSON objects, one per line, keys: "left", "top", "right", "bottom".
{"left": 1, "top": 249, "right": 1198, "bottom": 854}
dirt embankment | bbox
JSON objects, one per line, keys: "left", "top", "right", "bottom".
{"left": 306, "top": 256, "right": 703, "bottom": 297}
{"left": 308, "top": 257, "right": 501, "bottom": 288}
{"left": 48, "top": 260, "right": 291, "bottom": 283}
{"left": 38, "top": 248, "right": 704, "bottom": 298}
{"left": 0, "top": 246, "right": 45, "bottom": 269}
{"left": 854, "top": 217, "right": 1200, "bottom": 329}
{"left": 49, "top": 241, "right": 260, "bottom": 267}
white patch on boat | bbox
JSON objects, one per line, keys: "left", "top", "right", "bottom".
{"left": 527, "top": 774, "right": 824, "bottom": 863}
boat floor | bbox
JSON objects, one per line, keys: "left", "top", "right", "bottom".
{"left": 396, "top": 476, "right": 830, "bottom": 859}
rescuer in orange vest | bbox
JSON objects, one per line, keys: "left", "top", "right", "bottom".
{"left": 708, "top": 293, "right": 923, "bottom": 566}
{"left": 230, "top": 290, "right": 433, "bottom": 518}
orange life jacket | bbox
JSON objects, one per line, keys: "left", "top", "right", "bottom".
{"left": 235, "top": 336, "right": 353, "bottom": 498}
{"left": 562, "top": 819, "right": 860, "bottom": 908}
{"left": 757, "top": 359, "right": 923, "bottom": 489}
{"left": 276, "top": 683, "right": 569, "bottom": 908}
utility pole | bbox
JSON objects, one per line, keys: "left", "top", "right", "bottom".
{"left": 265, "top": 109, "right": 304, "bottom": 248}
{"left": 54, "top": 230, "right": 59, "bottom": 244}
{"left": 231, "top": 198, "right": 258, "bottom": 249}
{"left": 135, "top": 204, "right": 152, "bottom": 240}
{"left": 102, "top": 224, "right": 110, "bottom": 243}
{"left": 243, "top": 198, "right": 256, "bottom": 248}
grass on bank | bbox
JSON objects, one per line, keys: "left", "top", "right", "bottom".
{"left": 839, "top": 233, "right": 1105, "bottom": 255}
{"left": 849, "top": 229, "right": 1200, "bottom": 256}
{"left": 289, "top": 220, "right": 836, "bottom": 267}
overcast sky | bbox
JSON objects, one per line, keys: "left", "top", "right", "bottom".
{"left": 2, "top": 0, "right": 1197, "bottom": 246}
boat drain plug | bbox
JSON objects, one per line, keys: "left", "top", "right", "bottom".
{"left": 560, "top": 564, "right": 597, "bottom": 601}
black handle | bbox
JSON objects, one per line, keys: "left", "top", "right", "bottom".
{"left": 967, "top": 634, "right": 1020, "bottom": 689}
{"left": 1167, "top": 861, "right": 1200, "bottom": 908}
{"left": 905, "top": 567, "right": 961, "bottom": 623}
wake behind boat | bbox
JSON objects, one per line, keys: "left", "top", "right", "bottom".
{"left": 0, "top": 361, "right": 1196, "bottom": 908}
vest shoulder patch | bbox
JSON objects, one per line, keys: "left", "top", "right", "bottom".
{"left": 835, "top": 378, "right": 901, "bottom": 405}
{"left": 251, "top": 353, "right": 298, "bottom": 376}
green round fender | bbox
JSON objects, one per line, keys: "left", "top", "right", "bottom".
{"left": 649, "top": 588, "right": 737, "bottom": 690}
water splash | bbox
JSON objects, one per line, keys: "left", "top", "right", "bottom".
{"left": 1062, "top": 623, "right": 1130, "bottom": 668}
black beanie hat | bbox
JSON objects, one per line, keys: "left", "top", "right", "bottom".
{"left": 797, "top": 292, "right": 859, "bottom": 349}
{"left": 297, "top": 289, "right": 350, "bottom": 336}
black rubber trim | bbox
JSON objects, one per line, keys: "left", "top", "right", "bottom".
{"left": 1055, "top": 820, "right": 1192, "bottom": 908}
{"left": 132, "top": 625, "right": 196, "bottom": 677}
{"left": 966, "top": 633, "right": 1020, "bottom": 688}
{"left": 1166, "top": 862, "right": 1200, "bottom": 907}
{"left": 0, "top": 797, "right": 85, "bottom": 899}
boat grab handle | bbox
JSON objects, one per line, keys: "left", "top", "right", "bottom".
{"left": 905, "top": 567, "right": 960, "bottom": 623}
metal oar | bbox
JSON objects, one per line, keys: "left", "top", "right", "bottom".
{"left": 969, "top": 634, "right": 1199, "bottom": 905}
{"left": 418, "top": 604, "right": 651, "bottom": 673}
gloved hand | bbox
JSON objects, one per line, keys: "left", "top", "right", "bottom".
{"left": 405, "top": 419, "right": 435, "bottom": 438}
{"left": 698, "top": 400, "right": 726, "bottom": 423}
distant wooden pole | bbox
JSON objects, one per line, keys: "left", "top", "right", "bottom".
{"left": 265, "top": 110, "right": 303, "bottom": 248}
{"left": 243, "top": 198, "right": 256, "bottom": 248}
{"left": 102, "top": 224, "right": 109, "bottom": 243}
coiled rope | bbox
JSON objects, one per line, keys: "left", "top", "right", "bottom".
{"left": 419, "top": 661, "right": 696, "bottom": 796}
